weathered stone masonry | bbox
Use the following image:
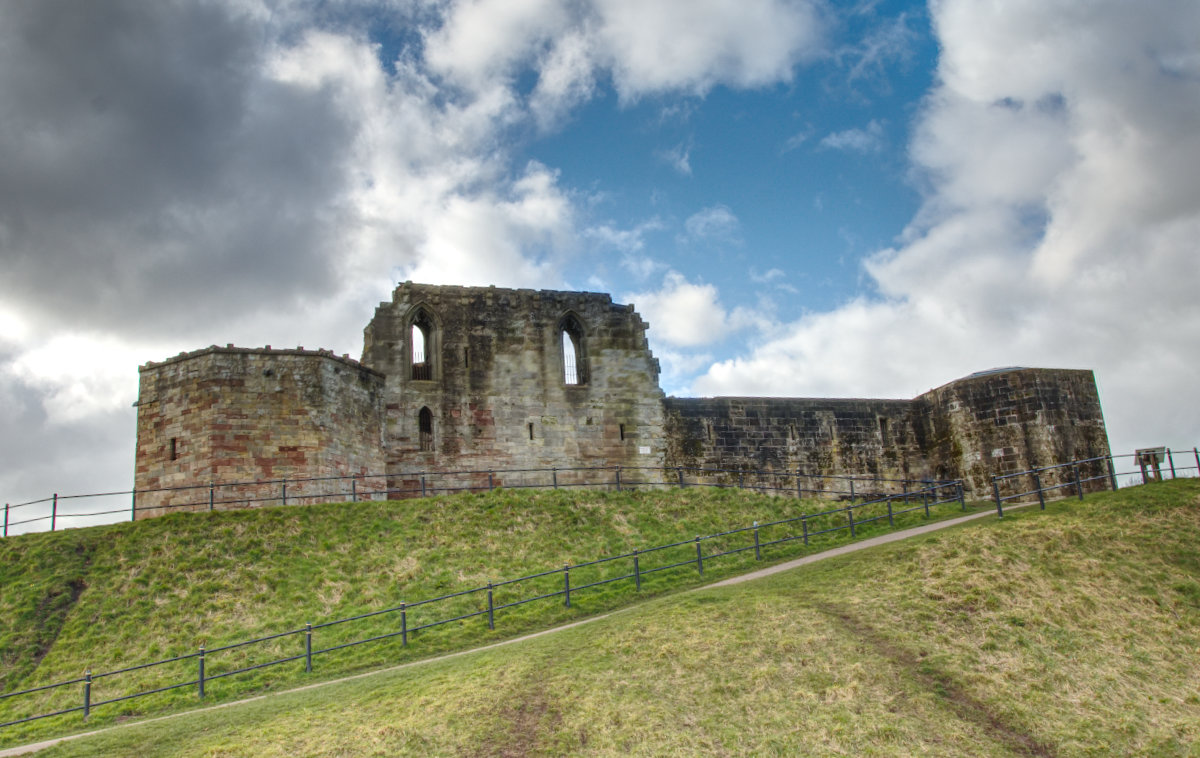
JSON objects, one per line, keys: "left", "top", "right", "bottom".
{"left": 135, "top": 348, "right": 385, "bottom": 517}
{"left": 134, "top": 283, "right": 1111, "bottom": 516}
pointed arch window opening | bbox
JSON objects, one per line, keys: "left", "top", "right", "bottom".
{"left": 419, "top": 407, "right": 434, "bottom": 452}
{"left": 560, "top": 316, "right": 587, "bottom": 386}
{"left": 411, "top": 309, "right": 434, "bottom": 381}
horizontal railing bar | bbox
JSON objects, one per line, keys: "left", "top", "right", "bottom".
{"left": 0, "top": 705, "right": 87, "bottom": 729}
{"left": 206, "top": 627, "right": 307, "bottom": 654}
{"left": 92, "top": 651, "right": 199, "bottom": 679}
{"left": 206, "top": 654, "right": 308, "bottom": 681}
{"left": 89, "top": 679, "right": 198, "bottom": 707}
{"left": 0, "top": 677, "right": 85, "bottom": 699}
{"left": 492, "top": 591, "right": 565, "bottom": 611}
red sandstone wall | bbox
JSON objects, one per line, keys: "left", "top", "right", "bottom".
{"left": 134, "top": 347, "right": 386, "bottom": 518}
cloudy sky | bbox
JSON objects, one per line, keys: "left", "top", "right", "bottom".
{"left": 3, "top": 0, "right": 1199, "bottom": 521}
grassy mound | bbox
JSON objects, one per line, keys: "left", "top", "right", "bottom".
{"left": 26, "top": 479, "right": 1200, "bottom": 757}
{"left": 0, "top": 485, "right": 977, "bottom": 747}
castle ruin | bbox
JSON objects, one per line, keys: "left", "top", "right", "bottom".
{"left": 133, "top": 283, "right": 1112, "bottom": 516}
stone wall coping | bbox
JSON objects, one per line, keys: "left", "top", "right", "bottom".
{"left": 666, "top": 395, "right": 913, "bottom": 404}
{"left": 392, "top": 281, "right": 616, "bottom": 305}
{"left": 923, "top": 366, "right": 1094, "bottom": 394}
{"left": 139, "top": 345, "right": 384, "bottom": 376}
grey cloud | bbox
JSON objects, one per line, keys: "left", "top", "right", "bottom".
{"left": 0, "top": 0, "right": 361, "bottom": 339}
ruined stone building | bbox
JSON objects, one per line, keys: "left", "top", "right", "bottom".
{"left": 133, "top": 283, "right": 1111, "bottom": 516}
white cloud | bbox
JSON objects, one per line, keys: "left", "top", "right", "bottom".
{"left": 657, "top": 142, "right": 693, "bottom": 176}
{"left": 818, "top": 119, "right": 885, "bottom": 152}
{"left": 626, "top": 272, "right": 731, "bottom": 348}
{"left": 594, "top": 0, "right": 825, "bottom": 101}
{"left": 694, "top": 0, "right": 1200, "bottom": 456}
{"left": 684, "top": 204, "right": 740, "bottom": 241}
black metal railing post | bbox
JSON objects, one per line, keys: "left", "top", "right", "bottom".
{"left": 632, "top": 549, "right": 641, "bottom": 591}
{"left": 420, "top": 475, "right": 426, "bottom": 498}
{"left": 992, "top": 478, "right": 1003, "bottom": 518}
{"left": 846, "top": 505, "right": 855, "bottom": 537}
{"left": 130, "top": 488, "right": 136, "bottom": 521}
{"left": 51, "top": 493, "right": 57, "bottom": 532}
{"left": 488, "top": 471, "right": 494, "bottom": 490}
{"left": 615, "top": 466, "right": 622, "bottom": 492}
{"left": 352, "top": 478, "right": 357, "bottom": 503}
{"left": 1107, "top": 456, "right": 1118, "bottom": 491}
{"left": 209, "top": 482, "right": 215, "bottom": 512}
{"left": 400, "top": 602, "right": 407, "bottom": 646}
{"left": 849, "top": 478, "right": 855, "bottom": 501}
{"left": 677, "top": 467, "right": 685, "bottom": 488}
{"left": 796, "top": 468, "right": 803, "bottom": 499}
{"left": 281, "top": 478, "right": 287, "bottom": 507}
{"left": 305, "top": 623, "right": 313, "bottom": 673}
{"left": 886, "top": 496, "right": 894, "bottom": 527}
{"left": 1033, "top": 471, "right": 1045, "bottom": 510}
{"left": 83, "top": 669, "right": 91, "bottom": 721}
{"left": 3, "top": 503, "right": 7, "bottom": 537}
{"left": 1073, "top": 463, "right": 1083, "bottom": 501}
{"left": 563, "top": 564, "right": 571, "bottom": 607}
{"left": 922, "top": 487, "right": 930, "bottom": 518}
{"left": 198, "top": 645, "right": 206, "bottom": 699}
{"left": 487, "top": 583, "right": 495, "bottom": 630}
{"left": 802, "top": 515, "right": 809, "bottom": 546}
{"left": 552, "top": 468, "right": 558, "bottom": 490}
{"left": 753, "top": 521, "right": 761, "bottom": 560}
{"left": 695, "top": 536, "right": 703, "bottom": 575}
{"left": 957, "top": 481, "right": 965, "bottom": 511}
{"left": 1168, "top": 449, "right": 1177, "bottom": 479}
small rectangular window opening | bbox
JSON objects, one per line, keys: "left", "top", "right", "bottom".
{"left": 619, "top": 423, "right": 626, "bottom": 441}
{"left": 878, "top": 417, "right": 889, "bottom": 443}
{"left": 169, "top": 437, "right": 178, "bottom": 461}
{"left": 528, "top": 422, "right": 534, "bottom": 440}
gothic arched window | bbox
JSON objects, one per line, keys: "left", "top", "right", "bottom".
{"left": 410, "top": 307, "right": 436, "bottom": 381}
{"left": 559, "top": 314, "right": 587, "bottom": 386}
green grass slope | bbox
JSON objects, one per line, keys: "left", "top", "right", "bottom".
{"left": 27, "top": 479, "right": 1200, "bottom": 758}
{"left": 0, "top": 485, "right": 977, "bottom": 747}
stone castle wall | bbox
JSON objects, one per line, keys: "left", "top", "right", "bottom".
{"left": 912, "top": 368, "right": 1111, "bottom": 495}
{"left": 663, "top": 397, "right": 928, "bottom": 494}
{"left": 134, "top": 347, "right": 385, "bottom": 517}
{"left": 361, "top": 284, "right": 666, "bottom": 491}
{"left": 133, "top": 284, "right": 1112, "bottom": 511}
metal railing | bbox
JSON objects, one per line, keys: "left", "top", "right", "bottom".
{"left": 4, "top": 446, "right": 1197, "bottom": 734}
{"left": 2, "top": 466, "right": 956, "bottom": 538}
{"left": 990, "top": 448, "right": 1200, "bottom": 517}
{"left": 0, "top": 479, "right": 964, "bottom": 732}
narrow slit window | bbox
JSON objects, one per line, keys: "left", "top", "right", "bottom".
{"left": 419, "top": 407, "right": 433, "bottom": 452}
{"left": 169, "top": 437, "right": 178, "bottom": 461}
{"left": 619, "top": 423, "right": 626, "bottom": 441}
{"left": 878, "top": 417, "right": 889, "bottom": 444}
{"left": 528, "top": 422, "right": 534, "bottom": 440}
